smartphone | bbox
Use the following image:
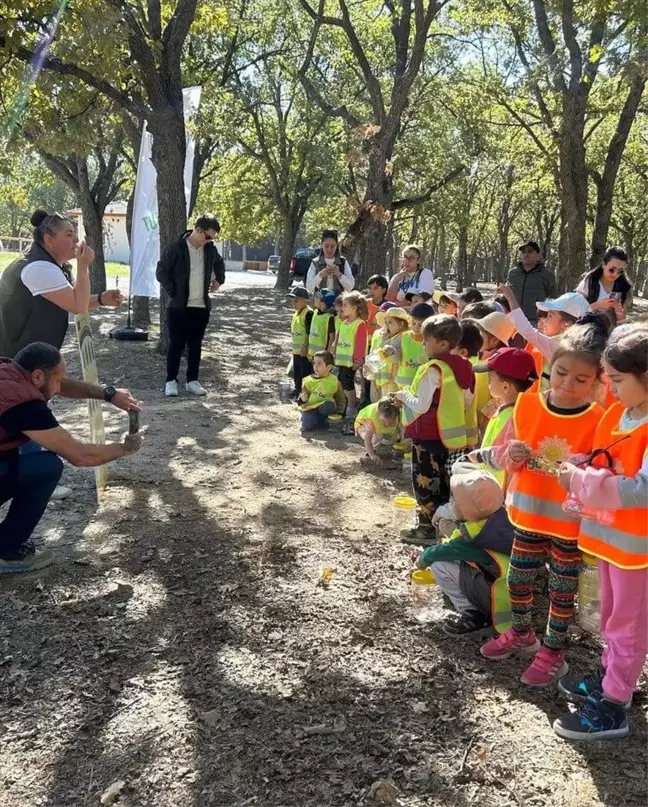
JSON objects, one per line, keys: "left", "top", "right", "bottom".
{"left": 608, "top": 292, "right": 622, "bottom": 302}
{"left": 128, "top": 410, "right": 139, "bottom": 435}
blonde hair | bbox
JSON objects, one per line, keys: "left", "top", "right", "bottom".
{"left": 340, "top": 290, "right": 368, "bottom": 320}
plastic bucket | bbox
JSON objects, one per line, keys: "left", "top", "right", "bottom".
{"left": 393, "top": 495, "right": 417, "bottom": 530}
{"left": 279, "top": 380, "right": 292, "bottom": 401}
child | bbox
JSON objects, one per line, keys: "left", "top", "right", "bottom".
{"left": 458, "top": 288, "right": 483, "bottom": 317}
{"left": 468, "top": 348, "right": 538, "bottom": 487}
{"left": 308, "top": 289, "right": 336, "bottom": 359}
{"left": 298, "top": 350, "right": 345, "bottom": 431}
{"left": 475, "top": 311, "right": 516, "bottom": 356}
{"left": 333, "top": 296, "right": 344, "bottom": 338}
{"left": 553, "top": 325, "right": 648, "bottom": 741}
{"left": 409, "top": 291, "right": 433, "bottom": 305}
{"left": 395, "top": 314, "right": 476, "bottom": 544}
{"left": 479, "top": 315, "right": 609, "bottom": 686}
{"left": 433, "top": 291, "right": 460, "bottom": 317}
{"left": 333, "top": 290, "right": 368, "bottom": 421}
{"left": 367, "top": 307, "right": 411, "bottom": 402}
{"left": 461, "top": 301, "right": 497, "bottom": 321}
{"left": 366, "top": 274, "right": 389, "bottom": 337}
{"left": 453, "top": 320, "right": 483, "bottom": 362}
{"left": 394, "top": 303, "right": 434, "bottom": 390}
{"left": 354, "top": 397, "right": 401, "bottom": 462}
{"left": 416, "top": 466, "right": 514, "bottom": 635}
{"left": 498, "top": 284, "right": 591, "bottom": 392}
{"left": 289, "top": 286, "right": 313, "bottom": 397}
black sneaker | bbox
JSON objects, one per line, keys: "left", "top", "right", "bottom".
{"left": 400, "top": 526, "right": 437, "bottom": 546}
{"left": 558, "top": 668, "right": 632, "bottom": 709}
{"left": 553, "top": 691, "right": 629, "bottom": 741}
{"left": 442, "top": 609, "right": 491, "bottom": 636}
{"left": 0, "top": 543, "right": 54, "bottom": 574}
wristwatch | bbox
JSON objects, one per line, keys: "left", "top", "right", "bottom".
{"left": 103, "top": 385, "right": 117, "bottom": 403}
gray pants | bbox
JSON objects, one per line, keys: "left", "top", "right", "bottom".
{"left": 431, "top": 560, "right": 491, "bottom": 616}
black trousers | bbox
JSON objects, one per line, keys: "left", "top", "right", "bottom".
{"left": 166, "top": 307, "right": 210, "bottom": 382}
{"left": 292, "top": 354, "right": 313, "bottom": 395}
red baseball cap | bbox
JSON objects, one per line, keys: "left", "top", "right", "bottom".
{"left": 474, "top": 348, "right": 538, "bottom": 381}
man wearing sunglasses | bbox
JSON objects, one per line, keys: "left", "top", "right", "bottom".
{"left": 507, "top": 240, "right": 557, "bottom": 326}
{"left": 156, "top": 215, "right": 225, "bottom": 397}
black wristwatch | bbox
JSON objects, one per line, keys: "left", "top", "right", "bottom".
{"left": 103, "top": 385, "right": 117, "bottom": 403}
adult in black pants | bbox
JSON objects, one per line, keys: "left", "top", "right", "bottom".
{"left": 156, "top": 215, "right": 225, "bottom": 397}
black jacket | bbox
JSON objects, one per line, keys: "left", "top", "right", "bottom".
{"left": 507, "top": 261, "right": 556, "bottom": 323}
{"left": 156, "top": 231, "right": 225, "bottom": 311}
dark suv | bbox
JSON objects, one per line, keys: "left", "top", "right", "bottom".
{"left": 290, "top": 248, "right": 319, "bottom": 279}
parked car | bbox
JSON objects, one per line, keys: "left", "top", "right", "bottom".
{"left": 267, "top": 255, "right": 281, "bottom": 273}
{"left": 290, "top": 247, "right": 319, "bottom": 279}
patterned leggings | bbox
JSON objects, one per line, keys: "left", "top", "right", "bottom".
{"left": 508, "top": 528, "right": 583, "bottom": 651}
{"left": 411, "top": 443, "right": 465, "bottom": 527}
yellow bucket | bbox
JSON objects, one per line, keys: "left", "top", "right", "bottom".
{"left": 393, "top": 495, "right": 416, "bottom": 509}
{"left": 392, "top": 442, "right": 409, "bottom": 452}
{"left": 411, "top": 568, "right": 436, "bottom": 585}
{"left": 329, "top": 414, "right": 343, "bottom": 422}
{"left": 392, "top": 495, "right": 417, "bottom": 530}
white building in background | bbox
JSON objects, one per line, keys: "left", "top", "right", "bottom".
{"left": 68, "top": 201, "right": 130, "bottom": 263}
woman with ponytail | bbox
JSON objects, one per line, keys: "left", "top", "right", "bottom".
{"left": 0, "top": 209, "right": 122, "bottom": 358}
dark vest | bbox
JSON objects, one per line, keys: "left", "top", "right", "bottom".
{"left": 0, "top": 359, "right": 46, "bottom": 453}
{"left": 0, "top": 243, "right": 72, "bottom": 358}
{"left": 315, "top": 254, "right": 345, "bottom": 294}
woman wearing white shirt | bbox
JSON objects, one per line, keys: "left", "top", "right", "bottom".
{"left": 576, "top": 246, "right": 631, "bottom": 322}
{"left": 386, "top": 245, "right": 435, "bottom": 307}
{"left": 305, "top": 230, "right": 355, "bottom": 295}
{"left": 0, "top": 209, "right": 123, "bottom": 358}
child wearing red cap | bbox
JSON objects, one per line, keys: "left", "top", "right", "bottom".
{"left": 468, "top": 348, "right": 539, "bottom": 487}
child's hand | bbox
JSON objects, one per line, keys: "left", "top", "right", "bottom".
{"left": 300, "top": 345, "right": 308, "bottom": 357}
{"left": 496, "top": 283, "right": 514, "bottom": 300}
{"left": 508, "top": 440, "right": 532, "bottom": 464}
{"left": 368, "top": 452, "right": 381, "bottom": 464}
{"left": 298, "top": 391, "right": 308, "bottom": 403}
{"left": 382, "top": 345, "right": 396, "bottom": 356}
{"left": 557, "top": 462, "right": 577, "bottom": 490}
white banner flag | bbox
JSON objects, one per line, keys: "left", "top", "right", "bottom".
{"left": 130, "top": 86, "right": 202, "bottom": 297}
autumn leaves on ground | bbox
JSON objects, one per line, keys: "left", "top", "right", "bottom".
{"left": 1, "top": 281, "right": 646, "bottom": 807}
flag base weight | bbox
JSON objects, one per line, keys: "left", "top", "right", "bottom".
{"left": 109, "top": 325, "right": 149, "bottom": 341}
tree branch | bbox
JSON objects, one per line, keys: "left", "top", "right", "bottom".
{"left": 392, "top": 164, "right": 466, "bottom": 209}
{"left": 531, "top": 0, "right": 567, "bottom": 93}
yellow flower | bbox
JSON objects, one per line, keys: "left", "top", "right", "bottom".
{"left": 536, "top": 436, "right": 572, "bottom": 467}
{"left": 416, "top": 473, "right": 433, "bottom": 488}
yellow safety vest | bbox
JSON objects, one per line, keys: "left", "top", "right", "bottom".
{"left": 480, "top": 403, "right": 514, "bottom": 487}
{"left": 446, "top": 520, "right": 512, "bottom": 634}
{"left": 336, "top": 317, "right": 364, "bottom": 368}
{"left": 291, "top": 307, "right": 311, "bottom": 354}
{"left": 354, "top": 403, "right": 400, "bottom": 439}
{"left": 299, "top": 373, "right": 340, "bottom": 411}
{"left": 308, "top": 311, "right": 332, "bottom": 358}
{"left": 395, "top": 331, "right": 426, "bottom": 388}
{"left": 402, "top": 359, "right": 469, "bottom": 449}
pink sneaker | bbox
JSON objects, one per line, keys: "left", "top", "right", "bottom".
{"left": 520, "top": 646, "right": 569, "bottom": 687}
{"left": 480, "top": 627, "right": 541, "bottom": 660}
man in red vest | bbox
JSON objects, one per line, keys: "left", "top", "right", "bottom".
{"left": 0, "top": 342, "right": 142, "bottom": 573}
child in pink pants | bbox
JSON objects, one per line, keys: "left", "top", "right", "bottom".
{"left": 553, "top": 325, "right": 648, "bottom": 741}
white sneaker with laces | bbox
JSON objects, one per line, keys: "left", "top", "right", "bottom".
{"left": 186, "top": 380, "right": 207, "bottom": 396}
{"left": 165, "top": 380, "right": 179, "bottom": 397}
{"left": 51, "top": 485, "right": 72, "bottom": 501}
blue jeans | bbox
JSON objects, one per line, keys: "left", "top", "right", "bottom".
{"left": 0, "top": 449, "right": 63, "bottom": 557}
{"left": 301, "top": 400, "right": 337, "bottom": 431}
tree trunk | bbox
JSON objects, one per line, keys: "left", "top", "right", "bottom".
{"left": 124, "top": 188, "right": 150, "bottom": 326}
{"left": 275, "top": 214, "right": 300, "bottom": 291}
{"left": 589, "top": 71, "right": 647, "bottom": 267}
{"left": 149, "top": 114, "right": 188, "bottom": 353}
{"left": 557, "top": 118, "right": 588, "bottom": 292}
{"left": 354, "top": 145, "right": 394, "bottom": 286}
{"left": 79, "top": 200, "right": 107, "bottom": 293}
{"left": 456, "top": 223, "right": 468, "bottom": 293}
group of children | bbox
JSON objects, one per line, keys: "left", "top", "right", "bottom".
{"left": 286, "top": 252, "right": 648, "bottom": 742}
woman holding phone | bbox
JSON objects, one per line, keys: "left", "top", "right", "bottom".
{"left": 577, "top": 247, "right": 632, "bottom": 322}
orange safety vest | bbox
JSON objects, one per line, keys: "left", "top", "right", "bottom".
{"left": 526, "top": 342, "right": 549, "bottom": 394}
{"left": 578, "top": 402, "right": 648, "bottom": 569}
{"left": 507, "top": 391, "right": 604, "bottom": 539}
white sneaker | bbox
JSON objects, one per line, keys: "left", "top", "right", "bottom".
{"left": 165, "top": 380, "right": 179, "bottom": 397}
{"left": 186, "top": 380, "right": 207, "bottom": 396}
{"left": 51, "top": 485, "right": 72, "bottom": 500}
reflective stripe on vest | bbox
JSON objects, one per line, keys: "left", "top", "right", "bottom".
{"left": 486, "top": 550, "right": 512, "bottom": 634}
{"left": 308, "top": 312, "right": 332, "bottom": 357}
{"left": 354, "top": 403, "right": 400, "bottom": 438}
{"left": 578, "top": 402, "right": 648, "bottom": 569}
{"left": 291, "top": 307, "right": 311, "bottom": 353}
{"left": 370, "top": 330, "right": 397, "bottom": 386}
{"left": 507, "top": 391, "right": 603, "bottom": 538}
{"left": 300, "top": 373, "right": 340, "bottom": 411}
{"left": 480, "top": 404, "right": 514, "bottom": 488}
{"left": 335, "top": 318, "right": 364, "bottom": 367}
{"left": 395, "top": 331, "right": 426, "bottom": 387}
{"left": 402, "top": 359, "right": 468, "bottom": 449}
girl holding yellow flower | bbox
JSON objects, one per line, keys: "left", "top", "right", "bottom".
{"left": 478, "top": 314, "right": 610, "bottom": 687}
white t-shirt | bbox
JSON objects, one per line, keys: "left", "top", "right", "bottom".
{"left": 576, "top": 277, "right": 610, "bottom": 302}
{"left": 394, "top": 267, "right": 435, "bottom": 301}
{"left": 187, "top": 241, "right": 206, "bottom": 308}
{"left": 20, "top": 260, "right": 71, "bottom": 296}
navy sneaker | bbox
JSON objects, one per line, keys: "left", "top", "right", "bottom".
{"left": 553, "top": 691, "right": 629, "bottom": 741}
{"left": 0, "top": 542, "right": 53, "bottom": 574}
{"left": 558, "top": 668, "right": 632, "bottom": 709}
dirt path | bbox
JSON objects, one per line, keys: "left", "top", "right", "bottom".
{"left": 1, "top": 282, "right": 646, "bottom": 807}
